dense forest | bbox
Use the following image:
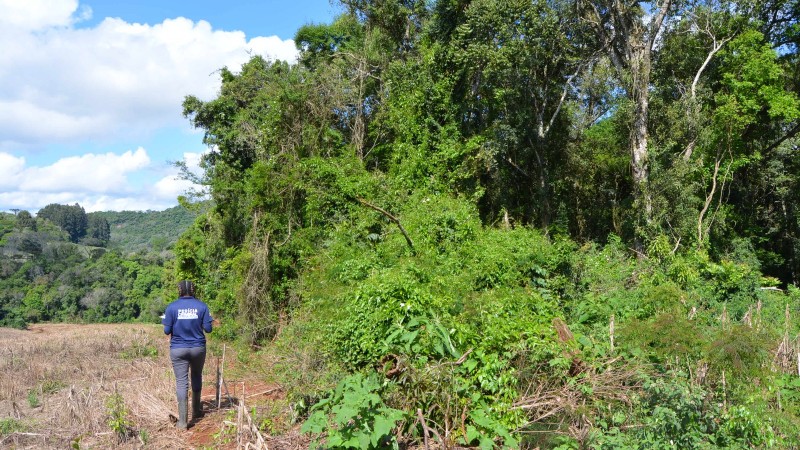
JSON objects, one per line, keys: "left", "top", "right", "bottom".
{"left": 0, "top": 205, "right": 195, "bottom": 327}
{"left": 169, "top": 0, "right": 800, "bottom": 447}
{"left": 92, "top": 205, "right": 197, "bottom": 252}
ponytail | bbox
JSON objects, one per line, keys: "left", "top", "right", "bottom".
{"left": 178, "top": 280, "right": 196, "bottom": 297}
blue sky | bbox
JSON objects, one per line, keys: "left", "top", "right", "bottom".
{"left": 0, "top": 0, "right": 340, "bottom": 213}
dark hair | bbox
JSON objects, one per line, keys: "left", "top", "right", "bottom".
{"left": 178, "top": 280, "right": 196, "bottom": 297}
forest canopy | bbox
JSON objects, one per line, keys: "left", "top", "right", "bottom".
{"left": 0, "top": 205, "right": 196, "bottom": 328}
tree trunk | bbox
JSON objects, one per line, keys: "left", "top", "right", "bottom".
{"left": 581, "top": 0, "right": 672, "bottom": 250}
{"left": 629, "top": 42, "right": 652, "bottom": 232}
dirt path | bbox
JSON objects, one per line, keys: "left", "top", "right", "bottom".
{"left": 0, "top": 323, "right": 283, "bottom": 449}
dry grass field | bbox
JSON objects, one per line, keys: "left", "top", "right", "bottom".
{"left": 0, "top": 323, "right": 192, "bottom": 449}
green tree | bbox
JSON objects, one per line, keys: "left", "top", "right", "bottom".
{"left": 37, "top": 203, "right": 88, "bottom": 243}
{"left": 15, "top": 210, "right": 37, "bottom": 231}
{"left": 84, "top": 215, "right": 111, "bottom": 247}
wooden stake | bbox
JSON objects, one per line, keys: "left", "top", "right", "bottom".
{"left": 722, "top": 370, "right": 727, "bottom": 411}
{"left": 216, "top": 355, "right": 221, "bottom": 409}
{"left": 610, "top": 314, "right": 615, "bottom": 352}
{"left": 219, "top": 344, "right": 226, "bottom": 409}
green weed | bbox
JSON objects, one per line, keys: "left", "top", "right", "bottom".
{"left": 27, "top": 389, "right": 40, "bottom": 408}
{"left": 0, "top": 418, "right": 26, "bottom": 435}
{"left": 302, "top": 372, "right": 405, "bottom": 449}
{"left": 106, "top": 391, "right": 135, "bottom": 443}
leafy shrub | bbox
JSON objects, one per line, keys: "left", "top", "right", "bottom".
{"left": 302, "top": 372, "right": 405, "bottom": 449}
{"left": 27, "top": 389, "right": 40, "bottom": 408}
{"left": 619, "top": 313, "right": 705, "bottom": 363}
{"left": 402, "top": 194, "right": 481, "bottom": 255}
{"left": 705, "top": 325, "right": 774, "bottom": 383}
{"left": 331, "top": 263, "right": 461, "bottom": 368}
{"left": 106, "top": 391, "right": 135, "bottom": 443}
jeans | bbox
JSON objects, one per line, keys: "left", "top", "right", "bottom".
{"left": 170, "top": 346, "right": 206, "bottom": 401}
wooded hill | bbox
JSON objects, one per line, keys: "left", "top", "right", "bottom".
{"left": 92, "top": 205, "right": 197, "bottom": 253}
{"left": 170, "top": 0, "right": 800, "bottom": 447}
{"left": 0, "top": 205, "right": 195, "bottom": 328}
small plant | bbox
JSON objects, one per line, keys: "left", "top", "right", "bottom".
{"left": 301, "top": 372, "right": 405, "bottom": 449}
{"left": 212, "top": 409, "right": 237, "bottom": 444}
{"left": 0, "top": 418, "right": 26, "bottom": 436}
{"left": 120, "top": 340, "right": 159, "bottom": 359}
{"left": 40, "top": 379, "right": 66, "bottom": 395}
{"left": 106, "top": 391, "right": 135, "bottom": 443}
{"left": 139, "top": 429, "right": 149, "bottom": 446}
{"left": 27, "top": 389, "right": 40, "bottom": 408}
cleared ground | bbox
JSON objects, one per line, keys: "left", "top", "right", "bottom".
{"left": 0, "top": 323, "right": 286, "bottom": 449}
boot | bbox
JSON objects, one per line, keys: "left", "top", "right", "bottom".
{"left": 176, "top": 397, "right": 188, "bottom": 430}
{"left": 192, "top": 391, "right": 204, "bottom": 421}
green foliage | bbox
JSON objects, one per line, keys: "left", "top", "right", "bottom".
{"left": 0, "top": 418, "right": 26, "bottom": 436}
{"left": 16, "top": 210, "right": 37, "bottom": 231}
{"left": 463, "top": 404, "right": 519, "bottom": 450}
{"left": 92, "top": 205, "right": 196, "bottom": 253}
{"left": 601, "top": 372, "right": 783, "bottom": 449}
{"left": 302, "top": 372, "right": 405, "bottom": 449}
{"left": 37, "top": 203, "right": 88, "bottom": 243}
{"left": 0, "top": 209, "right": 173, "bottom": 326}
{"left": 83, "top": 214, "right": 111, "bottom": 247}
{"left": 168, "top": 2, "right": 800, "bottom": 447}
{"left": 331, "top": 268, "right": 454, "bottom": 367}
{"left": 27, "top": 389, "right": 40, "bottom": 408}
{"left": 706, "top": 325, "right": 774, "bottom": 382}
{"left": 120, "top": 341, "right": 159, "bottom": 359}
{"left": 106, "top": 391, "right": 135, "bottom": 443}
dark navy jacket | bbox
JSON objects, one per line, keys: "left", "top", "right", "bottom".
{"left": 162, "top": 296, "right": 213, "bottom": 348}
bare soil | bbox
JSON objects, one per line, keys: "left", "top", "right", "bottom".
{"left": 0, "top": 323, "right": 284, "bottom": 449}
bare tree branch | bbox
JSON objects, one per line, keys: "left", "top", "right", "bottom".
{"left": 355, "top": 197, "right": 416, "bottom": 254}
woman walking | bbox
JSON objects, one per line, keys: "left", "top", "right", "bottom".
{"left": 162, "top": 280, "right": 214, "bottom": 429}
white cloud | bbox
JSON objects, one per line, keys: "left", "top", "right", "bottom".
{"left": 80, "top": 195, "right": 177, "bottom": 213}
{"left": 20, "top": 148, "right": 150, "bottom": 193}
{"left": 0, "top": 0, "right": 299, "bottom": 148}
{"left": 151, "top": 151, "right": 207, "bottom": 201}
{"left": 152, "top": 176, "right": 196, "bottom": 201}
{"left": 0, "top": 0, "right": 80, "bottom": 31}
{"left": 0, "top": 148, "right": 203, "bottom": 212}
{"left": 0, "top": 153, "right": 26, "bottom": 189}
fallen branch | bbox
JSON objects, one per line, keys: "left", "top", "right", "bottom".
{"left": 355, "top": 197, "right": 415, "bottom": 254}
{"left": 246, "top": 388, "right": 280, "bottom": 399}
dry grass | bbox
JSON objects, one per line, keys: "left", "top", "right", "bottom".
{"left": 0, "top": 323, "right": 188, "bottom": 449}
{"left": 514, "top": 359, "right": 642, "bottom": 444}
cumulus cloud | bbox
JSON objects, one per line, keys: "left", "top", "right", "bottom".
{"left": 0, "top": 153, "right": 26, "bottom": 189}
{"left": 0, "top": 148, "right": 203, "bottom": 212}
{"left": 0, "top": 0, "right": 298, "bottom": 148}
{"left": 151, "top": 151, "right": 207, "bottom": 201}
{"left": 20, "top": 148, "right": 150, "bottom": 193}
{"left": 0, "top": 0, "right": 82, "bottom": 31}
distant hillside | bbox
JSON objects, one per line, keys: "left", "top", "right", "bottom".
{"left": 92, "top": 205, "right": 197, "bottom": 253}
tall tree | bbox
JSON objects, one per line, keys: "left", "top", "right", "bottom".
{"left": 579, "top": 0, "right": 673, "bottom": 245}
{"left": 15, "top": 210, "right": 37, "bottom": 231}
{"left": 84, "top": 215, "right": 111, "bottom": 247}
{"left": 37, "top": 203, "right": 88, "bottom": 243}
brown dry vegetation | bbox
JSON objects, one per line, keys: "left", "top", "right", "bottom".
{"left": 0, "top": 324, "right": 193, "bottom": 449}
{"left": 0, "top": 323, "right": 300, "bottom": 450}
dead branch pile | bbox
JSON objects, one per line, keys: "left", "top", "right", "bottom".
{"left": 514, "top": 360, "right": 642, "bottom": 443}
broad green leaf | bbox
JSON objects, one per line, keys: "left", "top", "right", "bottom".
{"left": 300, "top": 411, "right": 327, "bottom": 434}
{"left": 371, "top": 415, "right": 396, "bottom": 446}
